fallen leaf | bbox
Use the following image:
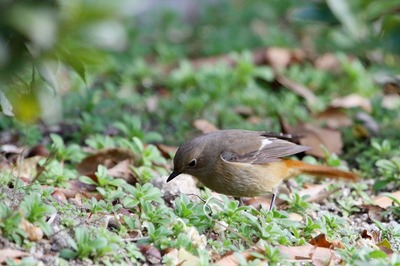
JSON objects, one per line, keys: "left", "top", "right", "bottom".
{"left": 139, "top": 245, "right": 162, "bottom": 265}
{"left": 76, "top": 148, "right": 135, "bottom": 175}
{"left": 27, "top": 145, "right": 50, "bottom": 157}
{"left": 51, "top": 190, "right": 67, "bottom": 203}
{"left": 20, "top": 218, "right": 43, "bottom": 241}
{"left": 354, "top": 112, "right": 379, "bottom": 134}
{"left": 0, "top": 249, "right": 30, "bottom": 263}
{"left": 107, "top": 159, "right": 136, "bottom": 184}
{"left": 215, "top": 251, "right": 253, "bottom": 266}
{"left": 265, "top": 47, "right": 305, "bottom": 69}
{"left": 361, "top": 229, "right": 381, "bottom": 243}
{"left": 177, "top": 248, "right": 201, "bottom": 266}
{"left": 376, "top": 239, "right": 394, "bottom": 255}
{"left": 288, "top": 212, "right": 303, "bottom": 222}
{"left": 382, "top": 94, "right": 400, "bottom": 109}
{"left": 275, "top": 73, "right": 318, "bottom": 106}
{"left": 156, "top": 144, "right": 178, "bottom": 159}
{"left": 331, "top": 94, "right": 371, "bottom": 112}
{"left": 314, "top": 53, "right": 341, "bottom": 71}
{"left": 309, "top": 234, "right": 345, "bottom": 249}
{"left": 282, "top": 121, "right": 343, "bottom": 158}
{"left": 265, "top": 47, "right": 292, "bottom": 69}
{"left": 373, "top": 191, "right": 400, "bottom": 209}
{"left": 193, "top": 119, "right": 219, "bottom": 134}
{"left": 278, "top": 244, "right": 341, "bottom": 264}
{"left": 314, "top": 107, "right": 352, "bottom": 129}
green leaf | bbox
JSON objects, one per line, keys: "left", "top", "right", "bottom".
{"left": 79, "top": 175, "right": 98, "bottom": 185}
{"left": 0, "top": 90, "right": 14, "bottom": 116}
{"left": 326, "top": 0, "right": 365, "bottom": 40}
{"left": 60, "top": 248, "right": 78, "bottom": 259}
{"left": 368, "top": 250, "right": 387, "bottom": 259}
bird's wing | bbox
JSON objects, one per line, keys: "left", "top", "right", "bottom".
{"left": 221, "top": 132, "right": 310, "bottom": 164}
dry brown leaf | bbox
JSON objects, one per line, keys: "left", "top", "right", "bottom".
{"left": 139, "top": 245, "right": 162, "bottom": 265}
{"left": 373, "top": 191, "right": 400, "bottom": 209}
{"left": 12, "top": 156, "right": 43, "bottom": 182}
{"left": 215, "top": 251, "right": 253, "bottom": 266}
{"left": 288, "top": 212, "right": 303, "bottom": 222}
{"left": 265, "top": 47, "right": 305, "bottom": 69}
{"left": 265, "top": 47, "right": 292, "bottom": 69}
{"left": 20, "top": 218, "right": 43, "bottom": 241}
{"left": 0, "top": 249, "right": 30, "bottom": 263}
{"left": 282, "top": 121, "right": 343, "bottom": 158}
{"left": 309, "top": 234, "right": 345, "bottom": 249}
{"left": 382, "top": 94, "right": 400, "bottom": 109}
{"left": 377, "top": 239, "right": 394, "bottom": 255}
{"left": 314, "top": 107, "right": 352, "bottom": 129}
{"left": 156, "top": 144, "right": 178, "bottom": 159}
{"left": 331, "top": 94, "right": 371, "bottom": 112}
{"left": 76, "top": 148, "right": 134, "bottom": 175}
{"left": 275, "top": 73, "right": 318, "bottom": 106}
{"left": 107, "top": 159, "right": 136, "bottom": 184}
{"left": 314, "top": 53, "right": 341, "bottom": 71}
{"left": 278, "top": 244, "right": 340, "bottom": 264}
{"left": 51, "top": 190, "right": 67, "bottom": 203}
{"left": 27, "top": 145, "right": 50, "bottom": 157}
{"left": 361, "top": 229, "right": 381, "bottom": 243}
{"left": 193, "top": 119, "right": 219, "bottom": 134}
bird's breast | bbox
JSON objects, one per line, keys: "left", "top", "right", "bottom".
{"left": 195, "top": 159, "right": 290, "bottom": 197}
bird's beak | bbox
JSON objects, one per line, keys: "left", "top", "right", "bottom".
{"left": 167, "top": 171, "right": 181, "bottom": 182}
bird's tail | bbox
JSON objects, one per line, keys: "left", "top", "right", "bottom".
{"left": 283, "top": 159, "right": 358, "bottom": 181}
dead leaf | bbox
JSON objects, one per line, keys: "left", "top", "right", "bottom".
{"left": 76, "top": 148, "right": 135, "bottom": 175}
{"left": 20, "top": 218, "right": 43, "bottom": 241}
{"left": 282, "top": 121, "right": 343, "bottom": 158}
{"left": 361, "top": 229, "right": 381, "bottom": 243}
{"left": 265, "top": 47, "right": 305, "bottom": 69}
{"left": 156, "top": 144, "right": 178, "bottom": 159}
{"left": 11, "top": 156, "right": 43, "bottom": 182}
{"left": 373, "top": 191, "right": 400, "bottom": 209}
{"left": 275, "top": 73, "right": 318, "bottom": 106}
{"left": 27, "top": 145, "right": 50, "bottom": 157}
{"left": 215, "top": 251, "right": 253, "bottom": 266}
{"left": 278, "top": 244, "right": 341, "bottom": 264}
{"left": 139, "top": 245, "right": 162, "bottom": 265}
{"left": 377, "top": 239, "right": 394, "bottom": 255}
{"left": 265, "top": 47, "right": 292, "bottom": 69}
{"left": 382, "top": 94, "right": 400, "bottom": 109}
{"left": 107, "top": 159, "right": 136, "bottom": 184}
{"left": 193, "top": 119, "right": 219, "bottom": 134}
{"left": 314, "top": 107, "right": 352, "bottom": 129}
{"left": 0, "top": 249, "right": 30, "bottom": 263}
{"left": 314, "top": 53, "right": 341, "bottom": 71}
{"left": 309, "top": 234, "right": 345, "bottom": 249}
{"left": 51, "top": 190, "right": 67, "bottom": 203}
{"left": 177, "top": 248, "right": 201, "bottom": 266}
{"left": 233, "top": 106, "right": 253, "bottom": 118}
{"left": 288, "top": 213, "right": 303, "bottom": 222}
{"left": 331, "top": 94, "right": 371, "bottom": 112}
{"left": 354, "top": 112, "right": 379, "bottom": 134}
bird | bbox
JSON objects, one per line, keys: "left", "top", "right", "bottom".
{"left": 167, "top": 129, "right": 357, "bottom": 210}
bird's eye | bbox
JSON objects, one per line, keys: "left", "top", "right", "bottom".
{"left": 188, "top": 159, "right": 197, "bottom": 167}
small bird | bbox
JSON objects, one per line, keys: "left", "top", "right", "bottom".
{"left": 167, "top": 130, "right": 357, "bottom": 210}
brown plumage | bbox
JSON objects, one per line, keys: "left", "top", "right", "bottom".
{"left": 167, "top": 129, "right": 358, "bottom": 209}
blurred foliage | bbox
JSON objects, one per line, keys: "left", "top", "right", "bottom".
{"left": 0, "top": 0, "right": 399, "bottom": 144}
{"left": 0, "top": 0, "right": 133, "bottom": 121}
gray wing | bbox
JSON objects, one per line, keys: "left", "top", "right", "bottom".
{"left": 221, "top": 137, "right": 310, "bottom": 164}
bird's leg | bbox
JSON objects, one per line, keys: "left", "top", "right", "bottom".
{"left": 269, "top": 188, "right": 278, "bottom": 211}
{"left": 234, "top": 197, "right": 244, "bottom": 206}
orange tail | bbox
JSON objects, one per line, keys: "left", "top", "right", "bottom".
{"left": 283, "top": 159, "right": 358, "bottom": 181}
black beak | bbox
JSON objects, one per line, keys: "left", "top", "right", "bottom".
{"left": 167, "top": 171, "right": 181, "bottom": 182}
